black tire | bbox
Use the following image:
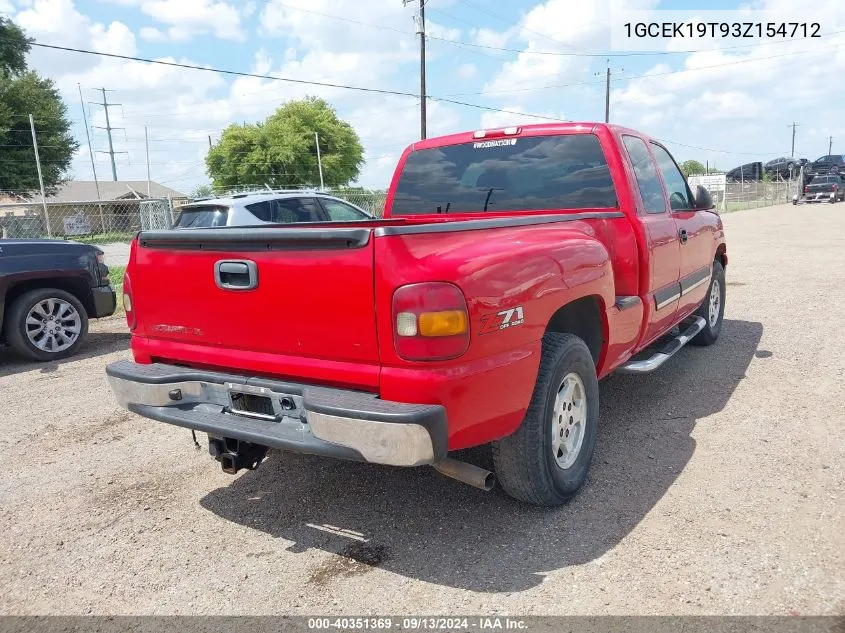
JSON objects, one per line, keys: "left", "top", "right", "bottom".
{"left": 690, "top": 260, "right": 725, "bottom": 347}
{"left": 493, "top": 333, "right": 599, "bottom": 506}
{"left": 4, "top": 288, "right": 89, "bottom": 361}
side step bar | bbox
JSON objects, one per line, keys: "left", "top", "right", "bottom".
{"left": 617, "top": 316, "right": 707, "bottom": 374}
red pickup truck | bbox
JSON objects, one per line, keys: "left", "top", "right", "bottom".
{"left": 106, "top": 123, "right": 727, "bottom": 506}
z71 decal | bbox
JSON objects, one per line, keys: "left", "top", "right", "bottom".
{"left": 480, "top": 306, "right": 525, "bottom": 335}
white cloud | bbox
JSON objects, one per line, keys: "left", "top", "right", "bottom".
{"left": 139, "top": 26, "right": 167, "bottom": 42}
{"left": 458, "top": 63, "right": 477, "bottom": 79}
{"left": 472, "top": 27, "right": 514, "bottom": 49}
{"left": 479, "top": 106, "right": 564, "bottom": 130}
{"left": 100, "top": 0, "right": 245, "bottom": 41}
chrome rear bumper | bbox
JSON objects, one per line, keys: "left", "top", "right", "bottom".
{"left": 106, "top": 360, "right": 447, "bottom": 467}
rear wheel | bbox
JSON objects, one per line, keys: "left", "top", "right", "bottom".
{"left": 493, "top": 333, "right": 599, "bottom": 506}
{"left": 4, "top": 288, "right": 89, "bottom": 361}
{"left": 690, "top": 260, "right": 725, "bottom": 346}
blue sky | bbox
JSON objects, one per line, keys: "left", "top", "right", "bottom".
{"left": 5, "top": 0, "right": 844, "bottom": 194}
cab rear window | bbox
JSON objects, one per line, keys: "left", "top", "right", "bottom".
{"left": 390, "top": 133, "right": 617, "bottom": 215}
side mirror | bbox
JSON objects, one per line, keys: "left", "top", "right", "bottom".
{"left": 693, "top": 184, "right": 715, "bottom": 210}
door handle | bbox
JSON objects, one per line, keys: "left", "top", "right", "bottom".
{"left": 214, "top": 260, "right": 258, "bottom": 290}
{"left": 678, "top": 228, "right": 688, "bottom": 244}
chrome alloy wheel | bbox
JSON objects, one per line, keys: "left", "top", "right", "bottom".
{"left": 551, "top": 372, "right": 587, "bottom": 469}
{"left": 708, "top": 279, "right": 721, "bottom": 328}
{"left": 25, "top": 298, "right": 82, "bottom": 353}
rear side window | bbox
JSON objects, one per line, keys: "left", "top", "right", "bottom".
{"left": 390, "top": 133, "right": 617, "bottom": 215}
{"left": 622, "top": 136, "right": 665, "bottom": 214}
{"left": 175, "top": 206, "right": 229, "bottom": 228}
{"left": 245, "top": 197, "right": 324, "bottom": 223}
{"left": 321, "top": 199, "right": 369, "bottom": 221}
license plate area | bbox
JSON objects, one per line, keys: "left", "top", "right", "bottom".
{"left": 226, "top": 383, "right": 278, "bottom": 421}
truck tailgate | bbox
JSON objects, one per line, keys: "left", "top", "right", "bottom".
{"left": 130, "top": 227, "right": 380, "bottom": 386}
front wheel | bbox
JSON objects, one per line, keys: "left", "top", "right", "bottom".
{"left": 690, "top": 260, "right": 725, "bottom": 346}
{"left": 4, "top": 288, "right": 89, "bottom": 361}
{"left": 493, "top": 333, "right": 599, "bottom": 506}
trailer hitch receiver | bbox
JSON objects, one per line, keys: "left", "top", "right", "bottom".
{"left": 208, "top": 436, "right": 269, "bottom": 474}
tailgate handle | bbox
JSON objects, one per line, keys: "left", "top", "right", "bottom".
{"left": 215, "top": 260, "right": 258, "bottom": 290}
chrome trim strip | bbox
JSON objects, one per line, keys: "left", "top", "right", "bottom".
{"left": 655, "top": 292, "right": 681, "bottom": 310}
{"left": 682, "top": 275, "right": 709, "bottom": 295}
{"left": 374, "top": 211, "right": 624, "bottom": 237}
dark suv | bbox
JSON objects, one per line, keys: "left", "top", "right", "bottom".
{"left": 807, "top": 154, "right": 845, "bottom": 175}
{"left": 1, "top": 239, "right": 116, "bottom": 361}
{"left": 764, "top": 157, "right": 807, "bottom": 178}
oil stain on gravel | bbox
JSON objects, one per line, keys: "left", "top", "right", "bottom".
{"left": 308, "top": 542, "right": 390, "bottom": 586}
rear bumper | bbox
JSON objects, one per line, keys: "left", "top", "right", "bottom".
{"left": 794, "top": 192, "right": 837, "bottom": 203}
{"left": 91, "top": 285, "right": 117, "bottom": 318}
{"left": 105, "top": 360, "right": 447, "bottom": 466}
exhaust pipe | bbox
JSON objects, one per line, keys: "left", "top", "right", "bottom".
{"left": 433, "top": 458, "right": 495, "bottom": 491}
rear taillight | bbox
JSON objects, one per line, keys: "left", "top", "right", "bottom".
{"left": 123, "top": 271, "right": 136, "bottom": 330}
{"left": 392, "top": 282, "right": 470, "bottom": 361}
{"left": 833, "top": 184, "right": 838, "bottom": 191}
{"left": 804, "top": 185, "right": 808, "bottom": 193}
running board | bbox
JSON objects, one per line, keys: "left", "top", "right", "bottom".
{"left": 617, "top": 317, "right": 707, "bottom": 374}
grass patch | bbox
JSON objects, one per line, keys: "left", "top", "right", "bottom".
{"left": 108, "top": 265, "right": 126, "bottom": 314}
{"left": 67, "top": 232, "right": 136, "bottom": 245}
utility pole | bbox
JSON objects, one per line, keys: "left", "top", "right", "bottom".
{"left": 597, "top": 60, "right": 622, "bottom": 123}
{"left": 208, "top": 135, "right": 213, "bottom": 149}
{"left": 788, "top": 122, "right": 800, "bottom": 158}
{"left": 78, "top": 84, "right": 105, "bottom": 233}
{"left": 90, "top": 88, "right": 126, "bottom": 181}
{"left": 145, "top": 126, "right": 151, "bottom": 197}
{"left": 29, "top": 114, "right": 51, "bottom": 238}
{"left": 314, "top": 132, "right": 324, "bottom": 190}
{"left": 829, "top": 136, "right": 834, "bottom": 155}
{"left": 404, "top": 0, "right": 426, "bottom": 139}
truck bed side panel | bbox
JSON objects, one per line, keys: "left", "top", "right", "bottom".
{"left": 374, "top": 216, "right": 638, "bottom": 449}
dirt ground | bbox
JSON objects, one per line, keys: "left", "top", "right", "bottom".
{"left": 1, "top": 203, "right": 842, "bottom": 615}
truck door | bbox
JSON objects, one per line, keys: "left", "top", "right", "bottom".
{"left": 650, "top": 142, "right": 715, "bottom": 319}
{"left": 621, "top": 135, "right": 682, "bottom": 346}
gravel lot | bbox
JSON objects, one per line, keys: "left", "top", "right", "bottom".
{"left": 1, "top": 203, "right": 842, "bottom": 615}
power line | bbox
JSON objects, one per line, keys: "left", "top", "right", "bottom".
{"left": 445, "top": 44, "right": 839, "bottom": 97}
{"left": 19, "top": 38, "right": 567, "bottom": 123}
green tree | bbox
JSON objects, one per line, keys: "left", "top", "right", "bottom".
{"left": 206, "top": 96, "right": 364, "bottom": 189}
{"left": 0, "top": 18, "right": 78, "bottom": 195}
{"left": 0, "top": 18, "right": 30, "bottom": 78}
{"left": 190, "top": 183, "right": 214, "bottom": 198}
{"left": 680, "top": 159, "right": 706, "bottom": 177}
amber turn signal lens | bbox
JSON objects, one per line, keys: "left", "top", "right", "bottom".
{"left": 418, "top": 310, "right": 468, "bottom": 337}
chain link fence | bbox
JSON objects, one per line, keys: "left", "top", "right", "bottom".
{"left": 0, "top": 198, "right": 178, "bottom": 243}
{"left": 0, "top": 191, "right": 388, "bottom": 243}
{"left": 689, "top": 175, "right": 802, "bottom": 213}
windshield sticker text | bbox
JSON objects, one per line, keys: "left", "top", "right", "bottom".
{"left": 473, "top": 139, "right": 518, "bottom": 149}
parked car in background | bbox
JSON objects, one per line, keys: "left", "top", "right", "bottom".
{"left": 0, "top": 239, "right": 116, "bottom": 361}
{"left": 794, "top": 174, "right": 845, "bottom": 204}
{"left": 725, "top": 162, "right": 763, "bottom": 182}
{"left": 764, "top": 157, "right": 806, "bottom": 178}
{"left": 173, "top": 191, "right": 373, "bottom": 228}
{"left": 806, "top": 154, "right": 845, "bottom": 175}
